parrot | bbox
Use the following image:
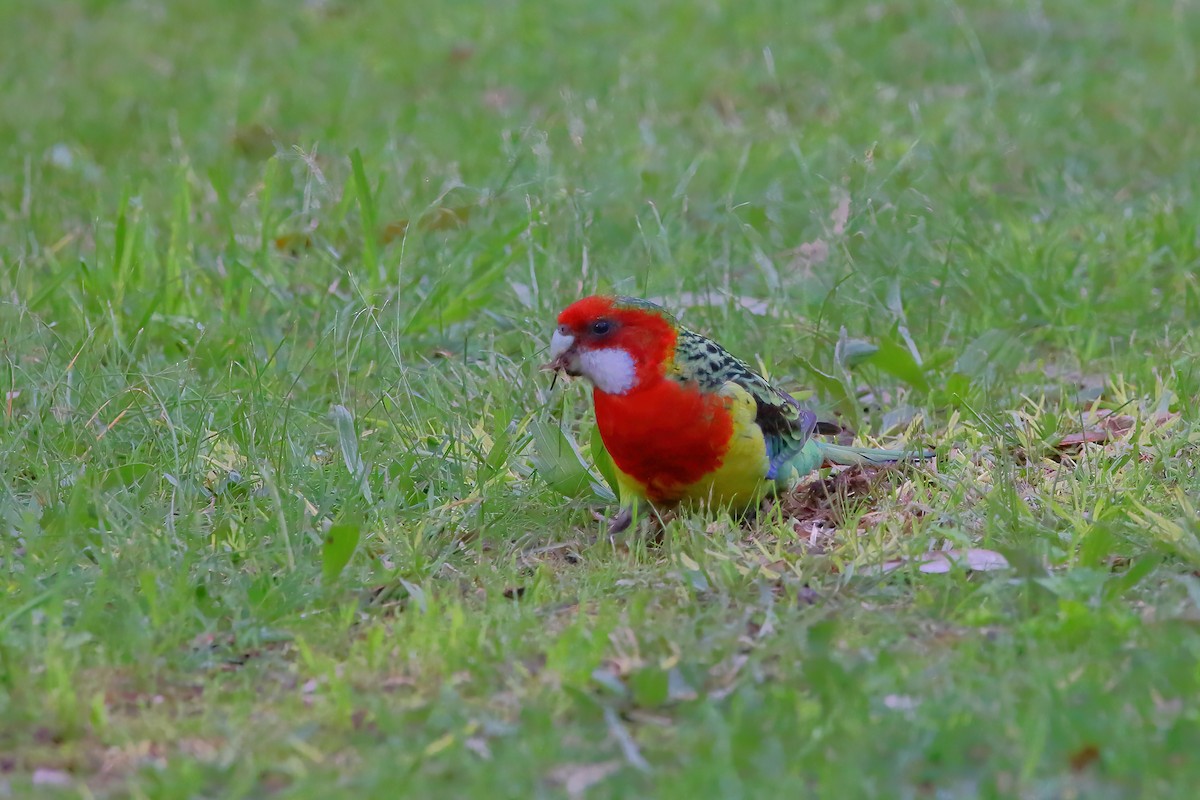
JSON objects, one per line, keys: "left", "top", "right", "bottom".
{"left": 544, "top": 295, "right": 932, "bottom": 531}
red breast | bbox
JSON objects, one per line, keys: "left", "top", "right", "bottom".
{"left": 593, "top": 380, "right": 734, "bottom": 502}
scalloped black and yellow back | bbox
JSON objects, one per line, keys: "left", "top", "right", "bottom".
{"left": 667, "top": 327, "right": 818, "bottom": 480}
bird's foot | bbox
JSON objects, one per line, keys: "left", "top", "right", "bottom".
{"left": 607, "top": 506, "right": 634, "bottom": 534}
{"left": 591, "top": 507, "right": 634, "bottom": 533}
{"left": 591, "top": 506, "right": 678, "bottom": 548}
{"left": 589, "top": 506, "right": 647, "bottom": 550}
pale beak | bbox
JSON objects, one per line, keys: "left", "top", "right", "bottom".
{"left": 542, "top": 327, "right": 582, "bottom": 376}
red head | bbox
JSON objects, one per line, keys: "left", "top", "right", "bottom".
{"left": 546, "top": 296, "right": 679, "bottom": 395}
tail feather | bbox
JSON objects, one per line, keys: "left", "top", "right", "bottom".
{"left": 815, "top": 442, "right": 934, "bottom": 467}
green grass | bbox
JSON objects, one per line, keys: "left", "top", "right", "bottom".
{"left": 2, "top": 0, "right": 1199, "bottom": 796}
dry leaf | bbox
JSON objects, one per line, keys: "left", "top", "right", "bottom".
{"left": 1056, "top": 412, "right": 1176, "bottom": 451}
{"left": 770, "top": 467, "right": 891, "bottom": 538}
{"left": 708, "top": 91, "right": 739, "bottom": 123}
{"left": 789, "top": 238, "right": 830, "bottom": 269}
{"left": 1069, "top": 744, "right": 1101, "bottom": 772}
{"left": 465, "top": 735, "right": 492, "bottom": 760}
{"left": 482, "top": 87, "right": 516, "bottom": 112}
{"left": 1097, "top": 413, "right": 1137, "bottom": 434}
{"left": 448, "top": 43, "right": 475, "bottom": 64}
{"left": 918, "top": 549, "right": 1009, "bottom": 573}
{"left": 273, "top": 232, "right": 314, "bottom": 254}
{"left": 32, "top": 768, "right": 73, "bottom": 787}
{"left": 421, "top": 205, "right": 471, "bottom": 231}
{"left": 381, "top": 219, "right": 410, "bottom": 242}
{"left": 883, "top": 694, "right": 919, "bottom": 710}
{"left": 877, "top": 549, "right": 1010, "bottom": 574}
{"left": 1056, "top": 430, "right": 1112, "bottom": 448}
{"left": 230, "top": 123, "right": 277, "bottom": 158}
{"left": 548, "top": 760, "right": 622, "bottom": 799}
{"left": 381, "top": 207, "right": 471, "bottom": 243}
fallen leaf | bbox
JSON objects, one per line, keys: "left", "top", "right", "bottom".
{"left": 380, "top": 674, "right": 416, "bottom": 691}
{"left": 1069, "top": 744, "right": 1101, "bottom": 772}
{"left": 465, "top": 736, "right": 492, "bottom": 760}
{"left": 230, "top": 123, "right": 277, "bottom": 158}
{"left": 482, "top": 87, "right": 516, "bottom": 112}
{"left": 788, "top": 238, "right": 829, "bottom": 269}
{"left": 957, "top": 549, "right": 1010, "bottom": 571}
{"left": 381, "top": 206, "right": 472, "bottom": 243}
{"left": 916, "top": 549, "right": 1010, "bottom": 573}
{"left": 1055, "top": 412, "right": 1176, "bottom": 451}
{"left": 32, "top": 768, "right": 73, "bottom": 787}
{"left": 381, "top": 219, "right": 410, "bottom": 242}
{"left": 273, "top": 232, "right": 314, "bottom": 254}
{"left": 769, "top": 466, "right": 890, "bottom": 539}
{"left": 177, "top": 737, "right": 221, "bottom": 762}
{"left": 1056, "top": 430, "right": 1112, "bottom": 448}
{"left": 448, "top": 43, "right": 475, "bottom": 64}
{"left": 547, "top": 760, "right": 622, "bottom": 799}
{"left": 874, "top": 549, "right": 1010, "bottom": 575}
{"left": 1095, "top": 412, "right": 1137, "bottom": 434}
{"left": 708, "top": 91, "right": 739, "bottom": 123}
{"left": 883, "top": 694, "right": 919, "bottom": 711}
{"left": 420, "top": 205, "right": 471, "bottom": 231}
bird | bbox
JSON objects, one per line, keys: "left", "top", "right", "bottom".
{"left": 544, "top": 295, "right": 931, "bottom": 531}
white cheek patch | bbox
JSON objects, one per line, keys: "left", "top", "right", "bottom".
{"left": 579, "top": 348, "right": 637, "bottom": 395}
{"left": 549, "top": 330, "right": 575, "bottom": 359}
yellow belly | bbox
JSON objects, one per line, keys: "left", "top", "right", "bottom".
{"left": 614, "top": 381, "right": 771, "bottom": 510}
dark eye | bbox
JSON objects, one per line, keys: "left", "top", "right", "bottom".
{"left": 591, "top": 319, "right": 612, "bottom": 336}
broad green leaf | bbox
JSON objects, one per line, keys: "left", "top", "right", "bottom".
{"left": 331, "top": 404, "right": 374, "bottom": 504}
{"left": 795, "top": 357, "right": 857, "bottom": 423}
{"left": 103, "top": 462, "right": 152, "bottom": 489}
{"left": 872, "top": 332, "right": 930, "bottom": 392}
{"left": 322, "top": 523, "right": 361, "bottom": 583}
{"left": 1103, "top": 553, "right": 1162, "bottom": 600}
{"left": 955, "top": 329, "right": 1024, "bottom": 380}
{"left": 529, "top": 419, "right": 615, "bottom": 502}
{"left": 835, "top": 327, "right": 879, "bottom": 369}
{"left": 629, "top": 667, "right": 670, "bottom": 708}
{"left": 589, "top": 424, "right": 621, "bottom": 501}
{"left": 940, "top": 372, "right": 973, "bottom": 406}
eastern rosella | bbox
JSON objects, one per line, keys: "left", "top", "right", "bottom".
{"left": 545, "top": 295, "right": 931, "bottom": 529}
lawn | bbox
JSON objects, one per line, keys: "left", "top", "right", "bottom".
{"left": 2, "top": 0, "right": 1199, "bottom": 796}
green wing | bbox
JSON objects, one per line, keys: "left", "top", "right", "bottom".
{"left": 670, "top": 328, "right": 817, "bottom": 479}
